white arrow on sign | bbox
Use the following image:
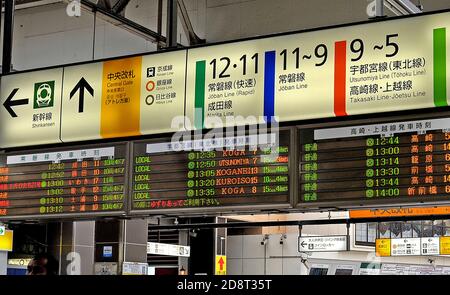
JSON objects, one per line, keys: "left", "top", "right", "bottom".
{"left": 0, "top": 226, "right": 5, "bottom": 236}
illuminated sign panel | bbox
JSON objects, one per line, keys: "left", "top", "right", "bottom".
{"left": 0, "top": 144, "right": 128, "bottom": 220}
{"left": 130, "top": 130, "right": 292, "bottom": 214}
{"left": 377, "top": 237, "right": 447, "bottom": 256}
{"left": 2, "top": 12, "right": 450, "bottom": 148}
{"left": 349, "top": 206, "right": 450, "bottom": 218}
{"left": 0, "top": 69, "right": 63, "bottom": 148}
{"left": 185, "top": 11, "right": 450, "bottom": 129}
{"left": 61, "top": 51, "right": 187, "bottom": 143}
{"left": 298, "top": 116, "right": 450, "bottom": 208}
{"left": 0, "top": 230, "right": 13, "bottom": 251}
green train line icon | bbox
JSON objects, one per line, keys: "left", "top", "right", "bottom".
{"left": 34, "top": 81, "right": 55, "bottom": 109}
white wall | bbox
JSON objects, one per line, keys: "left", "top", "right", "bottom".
{"left": 180, "top": 0, "right": 450, "bottom": 42}
{"left": 3, "top": 2, "right": 160, "bottom": 71}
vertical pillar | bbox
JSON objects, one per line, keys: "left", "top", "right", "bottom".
{"left": 0, "top": 252, "right": 7, "bottom": 275}
{"left": 121, "top": 219, "right": 148, "bottom": 264}
{"left": 2, "top": 0, "right": 15, "bottom": 74}
{"left": 157, "top": 0, "right": 163, "bottom": 50}
{"left": 72, "top": 221, "right": 95, "bottom": 275}
{"left": 179, "top": 230, "right": 189, "bottom": 274}
{"left": 214, "top": 217, "right": 227, "bottom": 275}
{"left": 46, "top": 221, "right": 95, "bottom": 275}
{"left": 94, "top": 220, "right": 121, "bottom": 275}
{"left": 166, "top": 0, "right": 178, "bottom": 48}
{"left": 375, "top": 0, "right": 384, "bottom": 17}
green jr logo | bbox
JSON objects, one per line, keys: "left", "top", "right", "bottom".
{"left": 34, "top": 81, "right": 55, "bottom": 109}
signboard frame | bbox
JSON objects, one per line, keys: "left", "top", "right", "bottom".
{"left": 295, "top": 110, "right": 450, "bottom": 211}
{"left": 0, "top": 141, "right": 131, "bottom": 221}
{"left": 376, "top": 237, "right": 449, "bottom": 257}
{"left": 146, "top": 242, "right": 191, "bottom": 257}
{"left": 128, "top": 126, "right": 296, "bottom": 216}
{"left": 0, "top": 230, "right": 13, "bottom": 251}
{"left": 122, "top": 261, "right": 148, "bottom": 275}
{"left": 2, "top": 9, "right": 450, "bottom": 149}
{"left": 298, "top": 235, "right": 348, "bottom": 253}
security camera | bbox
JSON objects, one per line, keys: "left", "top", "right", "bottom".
{"left": 300, "top": 254, "right": 310, "bottom": 271}
{"left": 189, "top": 229, "right": 197, "bottom": 238}
{"left": 280, "top": 234, "right": 287, "bottom": 245}
{"left": 261, "top": 234, "right": 269, "bottom": 245}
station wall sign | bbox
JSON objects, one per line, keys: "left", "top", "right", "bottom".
{"left": 147, "top": 242, "right": 190, "bottom": 257}
{"left": 185, "top": 11, "right": 450, "bottom": 129}
{"left": 298, "top": 235, "right": 347, "bottom": 252}
{"left": 0, "top": 69, "right": 63, "bottom": 148}
{"left": 122, "top": 262, "right": 148, "bottom": 275}
{"left": 391, "top": 238, "right": 421, "bottom": 256}
{"left": 61, "top": 51, "right": 186, "bottom": 143}
{"left": 1, "top": 51, "right": 187, "bottom": 148}
{"left": 350, "top": 206, "right": 450, "bottom": 218}
{"left": 0, "top": 230, "right": 13, "bottom": 251}
{"left": 376, "top": 237, "right": 450, "bottom": 256}
{"left": 215, "top": 255, "right": 227, "bottom": 275}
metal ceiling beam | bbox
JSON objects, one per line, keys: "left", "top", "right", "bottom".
{"left": 111, "top": 0, "right": 130, "bottom": 15}
{"left": 375, "top": 0, "right": 384, "bottom": 17}
{"left": 96, "top": 0, "right": 112, "bottom": 10}
{"left": 384, "top": 0, "right": 422, "bottom": 15}
{"left": 3, "top": 0, "right": 15, "bottom": 74}
{"left": 79, "top": 0, "right": 182, "bottom": 47}
{"left": 392, "top": 0, "right": 423, "bottom": 14}
{"left": 166, "top": 0, "right": 178, "bottom": 48}
{"left": 177, "top": 0, "right": 205, "bottom": 45}
{"left": 148, "top": 214, "right": 450, "bottom": 231}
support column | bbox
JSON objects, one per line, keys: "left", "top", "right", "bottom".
{"left": 179, "top": 230, "right": 189, "bottom": 274}
{"left": 2, "top": 0, "right": 15, "bottom": 74}
{"left": 0, "top": 252, "right": 7, "bottom": 275}
{"left": 46, "top": 221, "right": 95, "bottom": 275}
{"left": 72, "top": 221, "right": 95, "bottom": 275}
{"left": 122, "top": 219, "right": 148, "bottom": 264}
{"left": 166, "top": 0, "right": 178, "bottom": 48}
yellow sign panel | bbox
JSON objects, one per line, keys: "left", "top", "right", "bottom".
{"left": 101, "top": 56, "right": 142, "bottom": 138}
{"left": 0, "top": 230, "right": 13, "bottom": 252}
{"left": 350, "top": 207, "right": 450, "bottom": 219}
{"left": 215, "top": 255, "right": 226, "bottom": 275}
{"left": 375, "top": 239, "right": 391, "bottom": 257}
{"left": 440, "top": 237, "right": 450, "bottom": 255}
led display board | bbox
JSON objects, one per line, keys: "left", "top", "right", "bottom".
{"left": 129, "top": 129, "right": 293, "bottom": 214}
{"left": 0, "top": 143, "right": 128, "bottom": 220}
{"left": 298, "top": 115, "right": 450, "bottom": 209}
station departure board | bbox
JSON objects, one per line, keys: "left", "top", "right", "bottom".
{"left": 131, "top": 130, "right": 292, "bottom": 213}
{"left": 298, "top": 117, "right": 450, "bottom": 208}
{"left": 0, "top": 144, "right": 128, "bottom": 219}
